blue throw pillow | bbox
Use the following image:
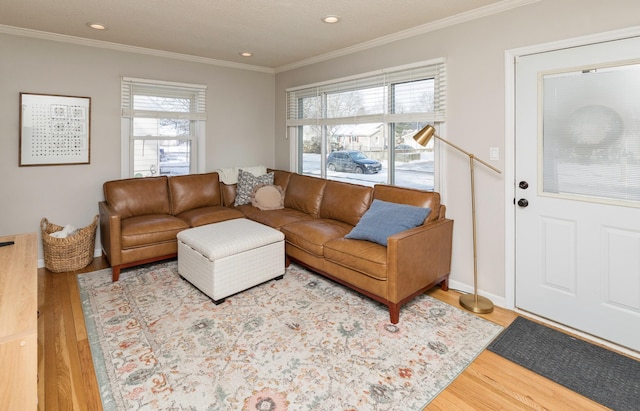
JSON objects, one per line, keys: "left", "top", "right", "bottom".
{"left": 345, "top": 199, "right": 431, "bottom": 246}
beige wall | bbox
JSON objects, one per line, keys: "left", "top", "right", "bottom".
{"left": 274, "top": 0, "right": 640, "bottom": 302}
{"left": 0, "top": 34, "right": 275, "bottom": 258}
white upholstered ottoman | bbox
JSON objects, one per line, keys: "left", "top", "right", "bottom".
{"left": 177, "top": 218, "right": 285, "bottom": 303}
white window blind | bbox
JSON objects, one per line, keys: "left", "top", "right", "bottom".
{"left": 121, "top": 77, "right": 207, "bottom": 120}
{"left": 286, "top": 58, "right": 446, "bottom": 126}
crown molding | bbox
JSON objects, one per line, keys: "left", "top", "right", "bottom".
{"left": 0, "top": 0, "right": 538, "bottom": 75}
{"left": 0, "top": 24, "right": 275, "bottom": 74}
{"left": 274, "top": 0, "right": 540, "bottom": 73}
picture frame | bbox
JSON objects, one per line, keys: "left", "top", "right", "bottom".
{"left": 19, "top": 92, "right": 91, "bottom": 166}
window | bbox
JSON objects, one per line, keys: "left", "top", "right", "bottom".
{"left": 542, "top": 63, "right": 640, "bottom": 206}
{"left": 286, "top": 59, "right": 446, "bottom": 190}
{"left": 121, "top": 77, "right": 206, "bottom": 177}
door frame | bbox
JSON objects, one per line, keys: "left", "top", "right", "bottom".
{"left": 504, "top": 26, "right": 640, "bottom": 314}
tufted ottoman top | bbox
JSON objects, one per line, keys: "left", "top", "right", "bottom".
{"left": 177, "top": 218, "right": 284, "bottom": 262}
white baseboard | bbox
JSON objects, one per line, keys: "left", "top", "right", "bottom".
{"left": 448, "top": 279, "right": 506, "bottom": 309}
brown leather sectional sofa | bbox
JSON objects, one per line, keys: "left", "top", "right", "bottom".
{"left": 99, "top": 169, "right": 454, "bottom": 323}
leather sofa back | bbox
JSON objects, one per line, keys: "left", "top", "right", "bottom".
{"left": 272, "top": 169, "right": 292, "bottom": 192}
{"left": 103, "top": 176, "right": 171, "bottom": 219}
{"left": 220, "top": 182, "right": 237, "bottom": 207}
{"left": 284, "top": 174, "right": 327, "bottom": 217}
{"left": 319, "top": 180, "right": 373, "bottom": 226}
{"left": 373, "top": 184, "right": 441, "bottom": 223}
{"left": 169, "top": 172, "right": 222, "bottom": 215}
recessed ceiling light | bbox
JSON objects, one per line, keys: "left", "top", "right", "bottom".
{"left": 87, "top": 22, "right": 107, "bottom": 30}
{"left": 239, "top": 52, "right": 253, "bottom": 57}
{"left": 322, "top": 15, "right": 341, "bottom": 24}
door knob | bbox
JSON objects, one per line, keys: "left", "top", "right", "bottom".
{"left": 517, "top": 198, "right": 529, "bottom": 207}
{"left": 519, "top": 181, "right": 529, "bottom": 189}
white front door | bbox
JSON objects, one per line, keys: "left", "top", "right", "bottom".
{"left": 515, "top": 36, "right": 640, "bottom": 352}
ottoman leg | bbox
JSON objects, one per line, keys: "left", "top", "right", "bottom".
{"left": 213, "top": 298, "right": 226, "bottom": 305}
{"left": 275, "top": 274, "right": 284, "bottom": 281}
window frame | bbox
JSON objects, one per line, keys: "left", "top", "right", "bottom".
{"left": 286, "top": 58, "right": 446, "bottom": 190}
{"left": 120, "top": 77, "right": 207, "bottom": 178}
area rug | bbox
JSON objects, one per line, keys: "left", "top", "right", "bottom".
{"left": 78, "top": 261, "right": 503, "bottom": 411}
{"left": 488, "top": 316, "right": 640, "bottom": 411}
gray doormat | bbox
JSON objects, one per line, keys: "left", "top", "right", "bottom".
{"left": 487, "top": 316, "right": 639, "bottom": 410}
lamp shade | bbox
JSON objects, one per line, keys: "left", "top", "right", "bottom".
{"left": 413, "top": 125, "right": 437, "bottom": 146}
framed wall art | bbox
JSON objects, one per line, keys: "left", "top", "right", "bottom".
{"left": 19, "top": 93, "right": 91, "bottom": 166}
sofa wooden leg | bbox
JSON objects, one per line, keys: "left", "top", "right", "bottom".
{"left": 389, "top": 303, "right": 400, "bottom": 324}
{"left": 285, "top": 256, "right": 291, "bottom": 267}
{"left": 112, "top": 266, "right": 121, "bottom": 282}
{"left": 440, "top": 277, "right": 449, "bottom": 291}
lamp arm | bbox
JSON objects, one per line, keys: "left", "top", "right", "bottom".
{"left": 433, "top": 134, "right": 502, "bottom": 174}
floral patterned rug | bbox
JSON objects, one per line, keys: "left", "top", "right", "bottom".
{"left": 78, "top": 261, "right": 503, "bottom": 411}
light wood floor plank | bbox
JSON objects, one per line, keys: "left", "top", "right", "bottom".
{"left": 77, "top": 340, "right": 102, "bottom": 411}
{"left": 52, "top": 272, "right": 75, "bottom": 410}
{"left": 37, "top": 269, "right": 46, "bottom": 411}
{"left": 67, "top": 270, "right": 103, "bottom": 411}
{"left": 471, "top": 352, "right": 610, "bottom": 410}
{"left": 42, "top": 269, "right": 59, "bottom": 411}
{"left": 61, "top": 271, "right": 92, "bottom": 410}
{"left": 67, "top": 272, "right": 88, "bottom": 342}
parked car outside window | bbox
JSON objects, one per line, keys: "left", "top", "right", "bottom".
{"left": 327, "top": 150, "right": 382, "bottom": 174}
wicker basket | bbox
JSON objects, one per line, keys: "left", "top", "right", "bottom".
{"left": 41, "top": 215, "right": 99, "bottom": 273}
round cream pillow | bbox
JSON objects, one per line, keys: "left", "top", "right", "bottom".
{"left": 251, "top": 184, "right": 285, "bottom": 210}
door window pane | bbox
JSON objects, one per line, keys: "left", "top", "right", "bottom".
{"left": 542, "top": 63, "right": 640, "bottom": 205}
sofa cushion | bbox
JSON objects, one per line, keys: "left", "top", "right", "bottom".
{"left": 233, "top": 203, "right": 261, "bottom": 218}
{"left": 250, "top": 208, "right": 314, "bottom": 229}
{"left": 175, "top": 206, "right": 244, "bottom": 227}
{"left": 319, "top": 180, "right": 372, "bottom": 226}
{"left": 345, "top": 199, "right": 430, "bottom": 246}
{"left": 168, "top": 172, "right": 222, "bottom": 215}
{"left": 324, "top": 237, "right": 388, "bottom": 280}
{"left": 234, "top": 169, "right": 274, "bottom": 206}
{"left": 104, "top": 176, "right": 171, "bottom": 219}
{"left": 280, "top": 219, "right": 352, "bottom": 257}
{"left": 120, "top": 214, "right": 189, "bottom": 248}
{"left": 284, "top": 174, "right": 326, "bottom": 217}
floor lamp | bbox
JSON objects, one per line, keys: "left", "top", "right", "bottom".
{"left": 413, "top": 125, "right": 501, "bottom": 314}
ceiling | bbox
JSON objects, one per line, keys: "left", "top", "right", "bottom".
{"left": 1, "top": 0, "right": 519, "bottom": 71}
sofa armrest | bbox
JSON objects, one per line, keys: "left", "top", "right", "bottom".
{"left": 386, "top": 218, "right": 454, "bottom": 302}
{"left": 99, "top": 201, "right": 122, "bottom": 266}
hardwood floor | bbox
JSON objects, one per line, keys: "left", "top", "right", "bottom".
{"left": 39, "top": 257, "right": 611, "bottom": 410}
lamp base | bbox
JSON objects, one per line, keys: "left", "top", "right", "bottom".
{"left": 459, "top": 293, "right": 494, "bottom": 314}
